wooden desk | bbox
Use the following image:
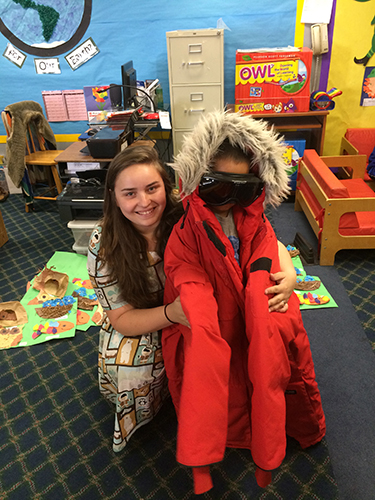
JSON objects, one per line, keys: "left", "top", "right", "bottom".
{"left": 55, "top": 141, "right": 113, "bottom": 165}
{"left": 227, "top": 107, "right": 329, "bottom": 155}
{"left": 55, "top": 139, "right": 154, "bottom": 181}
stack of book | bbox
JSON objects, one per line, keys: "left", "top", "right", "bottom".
{"left": 105, "top": 109, "right": 137, "bottom": 129}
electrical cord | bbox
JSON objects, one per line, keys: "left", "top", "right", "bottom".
{"left": 97, "top": 84, "right": 156, "bottom": 113}
{"left": 160, "top": 132, "right": 173, "bottom": 163}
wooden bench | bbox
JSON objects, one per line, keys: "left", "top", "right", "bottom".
{"left": 295, "top": 149, "right": 375, "bottom": 265}
{"left": 341, "top": 128, "right": 375, "bottom": 190}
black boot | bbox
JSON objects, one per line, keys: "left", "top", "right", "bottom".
{"left": 354, "top": 55, "right": 371, "bottom": 66}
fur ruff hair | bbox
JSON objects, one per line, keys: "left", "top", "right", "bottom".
{"left": 170, "top": 111, "right": 291, "bottom": 207}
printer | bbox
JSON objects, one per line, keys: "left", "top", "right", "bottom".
{"left": 86, "top": 125, "right": 132, "bottom": 158}
{"left": 57, "top": 179, "right": 105, "bottom": 223}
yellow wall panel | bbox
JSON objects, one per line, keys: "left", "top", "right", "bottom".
{"left": 324, "top": 0, "right": 375, "bottom": 155}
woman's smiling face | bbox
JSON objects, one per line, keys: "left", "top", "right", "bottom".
{"left": 114, "top": 163, "right": 167, "bottom": 235}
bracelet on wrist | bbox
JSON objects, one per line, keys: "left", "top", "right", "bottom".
{"left": 164, "top": 303, "right": 177, "bottom": 324}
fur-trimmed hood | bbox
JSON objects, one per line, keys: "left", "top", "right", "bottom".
{"left": 170, "top": 111, "right": 290, "bottom": 206}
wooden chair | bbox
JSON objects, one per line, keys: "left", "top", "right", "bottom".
{"left": 295, "top": 150, "right": 375, "bottom": 265}
{"left": 340, "top": 128, "right": 375, "bottom": 190}
{"left": 1, "top": 108, "right": 64, "bottom": 212}
{"left": 23, "top": 122, "right": 64, "bottom": 200}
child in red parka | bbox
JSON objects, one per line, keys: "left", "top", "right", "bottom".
{"left": 162, "top": 111, "right": 326, "bottom": 495}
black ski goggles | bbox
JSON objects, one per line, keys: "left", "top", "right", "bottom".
{"left": 198, "top": 171, "right": 264, "bottom": 207}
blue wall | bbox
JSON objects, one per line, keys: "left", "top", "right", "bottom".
{"left": 0, "top": 0, "right": 296, "bottom": 135}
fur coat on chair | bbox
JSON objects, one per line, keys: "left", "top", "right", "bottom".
{"left": 4, "top": 101, "right": 56, "bottom": 188}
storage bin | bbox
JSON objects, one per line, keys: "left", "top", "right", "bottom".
{"left": 72, "top": 242, "right": 90, "bottom": 255}
{"left": 67, "top": 219, "right": 98, "bottom": 254}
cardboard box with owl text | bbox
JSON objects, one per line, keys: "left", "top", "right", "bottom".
{"left": 235, "top": 47, "right": 313, "bottom": 114}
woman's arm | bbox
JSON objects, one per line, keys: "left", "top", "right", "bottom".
{"left": 106, "top": 295, "right": 190, "bottom": 337}
{"left": 87, "top": 227, "right": 189, "bottom": 336}
{"left": 265, "top": 240, "right": 297, "bottom": 312}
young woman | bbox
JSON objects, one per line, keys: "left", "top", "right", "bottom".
{"left": 87, "top": 144, "right": 187, "bottom": 452}
{"left": 87, "top": 142, "right": 296, "bottom": 453}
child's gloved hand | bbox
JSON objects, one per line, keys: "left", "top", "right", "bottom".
{"left": 265, "top": 271, "right": 296, "bottom": 313}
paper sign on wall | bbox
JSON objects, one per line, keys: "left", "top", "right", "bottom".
{"left": 3, "top": 43, "right": 26, "bottom": 68}
{"left": 34, "top": 58, "right": 61, "bottom": 75}
{"left": 301, "top": 0, "right": 334, "bottom": 25}
{"left": 65, "top": 37, "right": 99, "bottom": 71}
{"left": 360, "top": 67, "right": 375, "bottom": 107}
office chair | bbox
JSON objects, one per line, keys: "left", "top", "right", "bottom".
{"left": 2, "top": 101, "right": 64, "bottom": 212}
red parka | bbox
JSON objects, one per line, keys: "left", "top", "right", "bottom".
{"left": 162, "top": 111, "right": 326, "bottom": 493}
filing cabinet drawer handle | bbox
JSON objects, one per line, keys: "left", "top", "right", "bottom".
{"left": 188, "top": 44, "right": 202, "bottom": 53}
{"left": 187, "top": 61, "right": 204, "bottom": 66}
{"left": 184, "top": 108, "right": 205, "bottom": 113}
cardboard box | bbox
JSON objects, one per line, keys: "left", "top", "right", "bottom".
{"left": 235, "top": 47, "right": 313, "bottom": 114}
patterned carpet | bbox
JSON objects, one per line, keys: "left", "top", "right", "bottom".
{"left": 4, "top": 193, "right": 373, "bottom": 499}
{"left": 0, "top": 197, "right": 75, "bottom": 303}
{"left": 265, "top": 203, "right": 375, "bottom": 354}
{"left": 335, "top": 248, "right": 375, "bottom": 351}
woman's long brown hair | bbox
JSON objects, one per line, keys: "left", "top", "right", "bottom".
{"left": 99, "top": 144, "right": 183, "bottom": 308}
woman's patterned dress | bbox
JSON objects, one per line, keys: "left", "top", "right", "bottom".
{"left": 87, "top": 226, "right": 169, "bottom": 452}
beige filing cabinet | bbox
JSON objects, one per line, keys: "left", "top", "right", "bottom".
{"left": 166, "top": 29, "right": 224, "bottom": 156}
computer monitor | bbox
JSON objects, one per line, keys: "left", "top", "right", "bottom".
{"left": 121, "top": 60, "right": 137, "bottom": 109}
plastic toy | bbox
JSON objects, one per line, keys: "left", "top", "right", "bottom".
{"left": 310, "top": 87, "right": 342, "bottom": 111}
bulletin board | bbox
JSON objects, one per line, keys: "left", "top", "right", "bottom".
{"left": 0, "top": 0, "right": 298, "bottom": 136}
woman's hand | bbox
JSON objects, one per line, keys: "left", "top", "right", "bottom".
{"left": 265, "top": 271, "right": 296, "bottom": 313}
{"left": 165, "top": 296, "right": 190, "bottom": 327}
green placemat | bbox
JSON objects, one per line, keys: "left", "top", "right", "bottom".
{"left": 290, "top": 255, "right": 337, "bottom": 309}
{"left": 1, "top": 251, "right": 101, "bottom": 350}
{"left": 294, "top": 276, "right": 338, "bottom": 310}
{"left": 17, "top": 282, "right": 78, "bottom": 347}
{"left": 45, "top": 251, "right": 88, "bottom": 278}
{"left": 45, "top": 251, "right": 100, "bottom": 331}
{"left": 292, "top": 255, "right": 305, "bottom": 277}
